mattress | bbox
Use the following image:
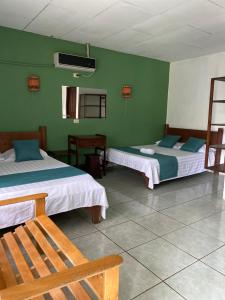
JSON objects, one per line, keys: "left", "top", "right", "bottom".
{"left": 0, "top": 157, "right": 108, "bottom": 229}
{"left": 106, "top": 145, "right": 215, "bottom": 189}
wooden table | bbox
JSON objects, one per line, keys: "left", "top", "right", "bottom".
{"left": 68, "top": 134, "right": 106, "bottom": 174}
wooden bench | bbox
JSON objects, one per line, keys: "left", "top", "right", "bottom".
{"left": 0, "top": 193, "right": 123, "bottom": 300}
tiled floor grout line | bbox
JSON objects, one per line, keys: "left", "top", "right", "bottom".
{"left": 129, "top": 217, "right": 187, "bottom": 237}
{"left": 146, "top": 210, "right": 188, "bottom": 225}
{"left": 70, "top": 204, "right": 225, "bottom": 285}
{"left": 163, "top": 281, "right": 187, "bottom": 300}
{"left": 120, "top": 192, "right": 203, "bottom": 211}
{"left": 106, "top": 188, "right": 223, "bottom": 209}
{"left": 97, "top": 216, "right": 225, "bottom": 299}
{"left": 199, "top": 242, "right": 225, "bottom": 261}
{"left": 109, "top": 199, "right": 134, "bottom": 207}
{"left": 161, "top": 260, "right": 199, "bottom": 282}
{"left": 96, "top": 226, "right": 158, "bottom": 255}
{"left": 72, "top": 199, "right": 225, "bottom": 253}
{"left": 159, "top": 234, "right": 224, "bottom": 261}
{"left": 129, "top": 282, "right": 171, "bottom": 300}
{"left": 154, "top": 193, "right": 212, "bottom": 210}
{"left": 125, "top": 250, "right": 203, "bottom": 300}
{"left": 69, "top": 218, "right": 225, "bottom": 272}
{"left": 94, "top": 219, "right": 131, "bottom": 230}
{"left": 188, "top": 212, "right": 225, "bottom": 227}
{"left": 124, "top": 250, "right": 163, "bottom": 282}
{"left": 94, "top": 218, "right": 197, "bottom": 261}
{"left": 160, "top": 222, "right": 225, "bottom": 241}
{"left": 93, "top": 227, "right": 165, "bottom": 283}
{"left": 159, "top": 193, "right": 225, "bottom": 212}
{"left": 130, "top": 283, "right": 162, "bottom": 300}
{"left": 85, "top": 230, "right": 173, "bottom": 300}
{"left": 55, "top": 170, "right": 225, "bottom": 299}
{"left": 200, "top": 258, "right": 225, "bottom": 278}
{"left": 69, "top": 212, "right": 225, "bottom": 274}
{"left": 186, "top": 225, "right": 225, "bottom": 244}
{"left": 66, "top": 229, "right": 99, "bottom": 240}
{"left": 159, "top": 206, "right": 225, "bottom": 227}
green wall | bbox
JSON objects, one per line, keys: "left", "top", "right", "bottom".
{"left": 0, "top": 26, "right": 169, "bottom": 150}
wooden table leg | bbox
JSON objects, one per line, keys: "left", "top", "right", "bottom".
{"left": 76, "top": 148, "right": 79, "bottom": 166}
{"left": 103, "top": 147, "right": 106, "bottom": 176}
{"left": 68, "top": 137, "right": 71, "bottom": 165}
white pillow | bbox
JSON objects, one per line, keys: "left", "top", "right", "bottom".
{"left": 172, "top": 143, "right": 208, "bottom": 153}
{"left": 0, "top": 148, "right": 48, "bottom": 162}
{"left": 173, "top": 142, "right": 184, "bottom": 150}
{"left": 156, "top": 141, "right": 215, "bottom": 154}
{"left": 174, "top": 143, "right": 214, "bottom": 153}
{"left": 156, "top": 141, "right": 183, "bottom": 149}
{"left": 198, "top": 144, "right": 206, "bottom": 153}
{"left": 156, "top": 142, "right": 185, "bottom": 150}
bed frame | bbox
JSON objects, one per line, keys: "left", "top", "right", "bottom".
{"left": 142, "top": 124, "right": 223, "bottom": 188}
{"left": 0, "top": 126, "right": 47, "bottom": 153}
{"left": 164, "top": 124, "right": 223, "bottom": 145}
{"left": 0, "top": 126, "right": 102, "bottom": 224}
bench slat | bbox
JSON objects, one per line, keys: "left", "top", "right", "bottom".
{"left": 0, "top": 239, "right": 17, "bottom": 289}
{"left": 26, "top": 220, "right": 91, "bottom": 299}
{"left": 37, "top": 215, "right": 88, "bottom": 264}
{"left": 3, "top": 232, "right": 44, "bottom": 300}
{"left": 36, "top": 215, "right": 104, "bottom": 298}
{"left": 15, "top": 226, "right": 67, "bottom": 300}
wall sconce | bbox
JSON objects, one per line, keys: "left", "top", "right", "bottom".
{"left": 122, "top": 85, "right": 132, "bottom": 99}
{"left": 27, "top": 75, "right": 40, "bottom": 92}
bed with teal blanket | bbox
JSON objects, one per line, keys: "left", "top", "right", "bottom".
{"left": 0, "top": 157, "right": 108, "bottom": 229}
{"left": 106, "top": 144, "right": 210, "bottom": 189}
{"left": 0, "top": 166, "right": 86, "bottom": 188}
{"left": 114, "top": 147, "right": 178, "bottom": 181}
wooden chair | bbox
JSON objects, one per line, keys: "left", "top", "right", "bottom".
{"left": 0, "top": 193, "right": 123, "bottom": 300}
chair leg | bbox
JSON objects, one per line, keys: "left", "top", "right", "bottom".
{"left": 102, "top": 266, "right": 120, "bottom": 300}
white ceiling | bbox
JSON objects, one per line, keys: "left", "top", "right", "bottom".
{"left": 1, "top": 0, "right": 225, "bottom": 61}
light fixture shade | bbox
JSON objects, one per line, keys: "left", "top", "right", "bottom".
{"left": 27, "top": 75, "right": 40, "bottom": 92}
{"left": 122, "top": 85, "right": 132, "bottom": 98}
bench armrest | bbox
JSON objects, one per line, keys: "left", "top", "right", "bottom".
{"left": 0, "top": 193, "right": 48, "bottom": 217}
{"left": 0, "top": 255, "right": 123, "bottom": 300}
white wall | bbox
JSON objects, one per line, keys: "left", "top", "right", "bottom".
{"left": 167, "top": 51, "right": 225, "bottom": 130}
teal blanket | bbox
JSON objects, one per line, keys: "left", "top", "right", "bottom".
{"left": 114, "top": 147, "right": 178, "bottom": 181}
{"left": 0, "top": 166, "right": 86, "bottom": 188}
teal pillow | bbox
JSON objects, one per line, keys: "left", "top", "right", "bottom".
{"left": 13, "top": 139, "right": 43, "bottom": 162}
{"left": 180, "top": 137, "right": 205, "bottom": 152}
{"left": 158, "top": 135, "right": 180, "bottom": 148}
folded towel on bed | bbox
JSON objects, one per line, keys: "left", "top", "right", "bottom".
{"left": 140, "top": 148, "right": 155, "bottom": 155}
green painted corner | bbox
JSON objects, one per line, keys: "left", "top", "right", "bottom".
{"left": 0, "top": 26, "right": 170, "bottom": 150}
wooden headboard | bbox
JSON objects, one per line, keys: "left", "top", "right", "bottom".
{"left": 0, "top": 126, "right": 47, "bottom": 153}
{"left": 164, "top": 124, "right": 223, "bottom": 145}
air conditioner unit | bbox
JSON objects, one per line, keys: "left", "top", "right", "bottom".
{"left": 54, "top": 52, "right": 96, "bottom": 73}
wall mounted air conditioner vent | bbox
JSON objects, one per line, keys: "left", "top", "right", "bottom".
{"left": 54, "top": 52, "right": 96, "bottom": 73}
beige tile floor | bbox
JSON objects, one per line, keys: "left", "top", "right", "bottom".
{"left": 52, "top": 167, "right": 225, "bottom": 299}
{"left": 2, "top": 166, "right": 225, "bottom": 299}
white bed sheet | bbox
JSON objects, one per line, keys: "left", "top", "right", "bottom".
{"left": 106, "top": 145, "right": 215, "bottom": 189}
{"left": 0, "top": 157, "right": 108, "bottom": 229}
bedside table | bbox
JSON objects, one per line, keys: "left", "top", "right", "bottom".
{"left": 85, "top": 153, "right": 102, "bottom": 178}
{"left": 68, "top": 134, "right": 106, "bottom": 175}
